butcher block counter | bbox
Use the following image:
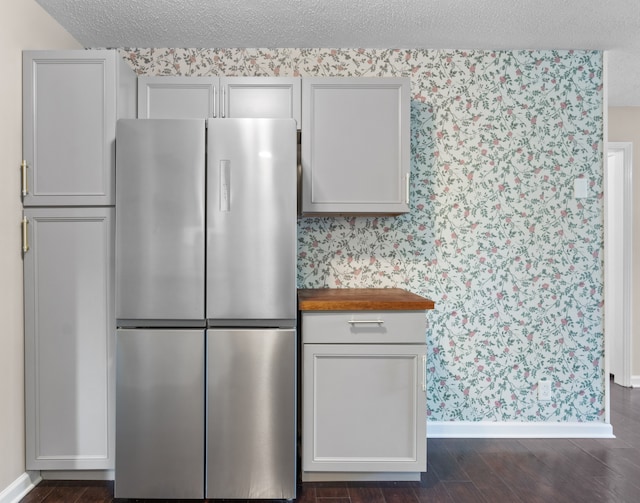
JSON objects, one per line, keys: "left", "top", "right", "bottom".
{"left": 297, "top": 287, "right": 435, "bottom": 311}
{"left": 298, "top": 287, "right": 433, "bottom": 482}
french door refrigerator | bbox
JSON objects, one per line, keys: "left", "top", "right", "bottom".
{"left": 114, "top": 118, "right": 297, "bottom": 500}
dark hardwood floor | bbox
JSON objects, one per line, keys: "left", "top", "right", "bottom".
{"left": 20, "top": 382, "right": 640, "bottom": 503}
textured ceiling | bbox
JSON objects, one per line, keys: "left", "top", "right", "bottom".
{"left": 36, "top": 0, "right": 640, "bottom": 106}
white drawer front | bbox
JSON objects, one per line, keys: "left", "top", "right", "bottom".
{"left": 302, "top": 311, "right": 426, "bottom": 344}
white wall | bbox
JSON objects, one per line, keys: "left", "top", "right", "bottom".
{"left": 608, "top": 107, "right": 640, "bottom": 380}
{"left": 0, "top": 0, "right": 80, "bottom": 492}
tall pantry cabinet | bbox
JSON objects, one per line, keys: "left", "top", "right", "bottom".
{"left": 22, "top": 50, "right": 136, "bottom": 470}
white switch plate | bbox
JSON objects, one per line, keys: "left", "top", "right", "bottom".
{"left": 538, "top": 380, "right": 552, "bottom": 401}
{"left": 574, "top": 178, "right": 588, "bottom": 199}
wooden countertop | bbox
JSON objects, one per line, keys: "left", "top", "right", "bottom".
{"left": 298, "top": 288, "right": 435, "bottom": 311}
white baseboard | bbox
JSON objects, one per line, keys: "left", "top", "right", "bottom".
{"left": 40, "top": 470, "right": 113, "bottom": 481}
{"left": 302, "top": 471, "right": 421, "bottom": 482}
{"left": 0, "top": 471, "right": 41, "bottom": 503}
{"left": 428, "top": 421, "right": 614, "bottom": 438}
{"left": 630, "top": 375, "right": 640, "bottom": 388}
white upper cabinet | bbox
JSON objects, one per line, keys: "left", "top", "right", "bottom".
{"left": 138, "top": 76, "right": 216, "bottom": 119}
{"left": 138, "top": 76, "right": 301, "bottom": 125}
{"left": 301, "top": 77, "right": 410, "bottom": 215}
{"left": 22, "top": 50, "right": 136, "bottom": 206}
{"left": 222, "top": 77, "right": 301, "bottom": 124}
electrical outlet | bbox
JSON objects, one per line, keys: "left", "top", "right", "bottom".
{"left": 538, "top": 380, "right": 552, "bottom": 401}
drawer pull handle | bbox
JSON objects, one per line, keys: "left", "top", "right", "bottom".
{"left": 347, "top": 320, "right": 384, "bottom": 326}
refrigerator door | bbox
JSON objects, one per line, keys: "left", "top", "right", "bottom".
{"left": 206, "top": 328, "right": 296, "bottom": 499}
{"left": 115, "top": 329, "right": 205, "bottom": 499}
{"left": 206, "top": 118, "right": 297, "bottom": 326}
{"left": 115, "top": 119, "right": 205, "bottom": 326}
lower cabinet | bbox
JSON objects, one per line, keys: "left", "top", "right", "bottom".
{"left": 301, "top": 311, "right": 427, "bottom": 481}
{"left": 23, "top": 207, "right": 115, "bottom": 470}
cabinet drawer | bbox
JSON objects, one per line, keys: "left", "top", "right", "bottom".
{"left": 302, "top": 311, "right": 426, "bottom": 344}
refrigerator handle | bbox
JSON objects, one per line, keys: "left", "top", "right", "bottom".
{"left": 220, "top": 160, "right": 231, "bottom": 212}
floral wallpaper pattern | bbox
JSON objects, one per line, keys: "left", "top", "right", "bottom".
{"left": 123, "top": 48, "right": 604, "bottom": 423}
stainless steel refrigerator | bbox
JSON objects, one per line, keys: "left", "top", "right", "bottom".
{"left": 114, "top": 118, "right": 297, "bottom": 500}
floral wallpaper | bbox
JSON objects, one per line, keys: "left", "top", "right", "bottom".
{"left": 122, "top": 48, "right": 604, "bottom": 423}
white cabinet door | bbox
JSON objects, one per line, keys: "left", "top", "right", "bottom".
{"left": 22, "top": 50, "right": 136, "bottom": 206}
{"left": 23, "top": 208, "right": 115, "bottom": 470}
{"left": 221, "top": 77, "right": 301, "bottom": 125}
{"left": 301, "top": 77, "right": 410, "bottom": 215}
{"left": 137, "top": 76, "right": 217, "bottom": 118}
{"left": 303, "top": 343, "right": 426, "bottom": 473}
{"left": 138, "top": 76, "right": 301, "bottom": 124}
